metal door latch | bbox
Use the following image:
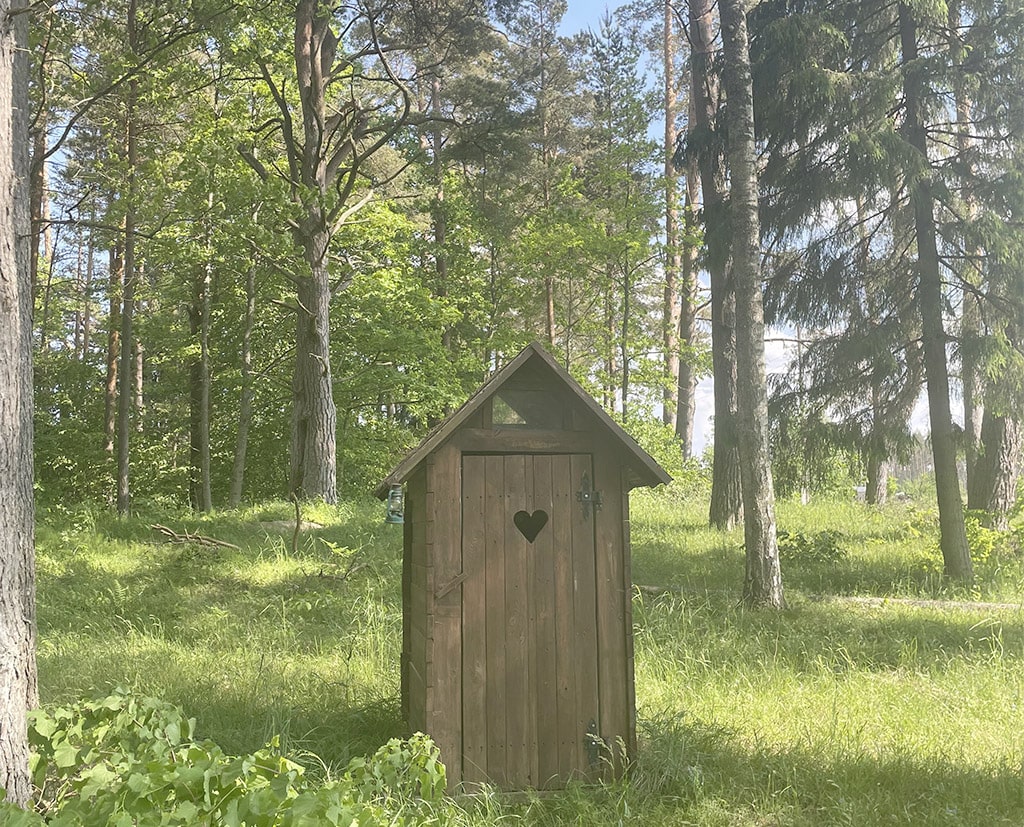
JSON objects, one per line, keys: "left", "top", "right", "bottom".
{"left": 577, "top": 471, "right": 602, "bottom": 519}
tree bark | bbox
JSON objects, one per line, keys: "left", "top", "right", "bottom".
{"left": 968, "top": 410, "right": 1022, "bottom": 530}
{"left": 115, "top": 63, "right": 138, "bottom": 515}
{"left": 290, "top": 241, "right": 337, "bottom": 502}
{"left": 285, "top": 0, "right": 341, "bottom": 503}
{"left": 720, "top": 0, "right": 784, "bottom": 608}
{"left": 676, "top": 142, "right": 700, "bottom": 457}
{"left": 0, "top": 0, "right": 38, "bottom": 805}
{"left": 103, "top": 240, "right": 122, "bottom": 456}
{"left": 188, "top": 207, "right": 213, "bottom": 512}
{"left": 898, "top": 2, "right": 972, "bottom": 580}
{"left": 948, "top": 0, "right": 984, "bottom": 494}
{"left": 662, "top": 0, "right": 682, "bottom": 432}
{"left": 689, "top": 0, "right": 742, "bottom": 528}
{"left": 82, "top": 227, "right": 94, "bottom": 360}
{"left": 228, "top": 256, "right": 256, "bottom": 508}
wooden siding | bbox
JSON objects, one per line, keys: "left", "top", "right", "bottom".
{"left": 388, "top": 342, "right": 669, "bottom": 792}
{"left": 593, "top": 448, "right": 628, "bottom": 773}
{"left": 425, "top": 443, "right": 463, "bottom": 786}
{"left": 405, "top": 468, "right": 428, "bottom": 735}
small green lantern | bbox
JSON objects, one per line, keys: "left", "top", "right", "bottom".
{"left": 385, "top": 484, "right": 405, "bottom": 524}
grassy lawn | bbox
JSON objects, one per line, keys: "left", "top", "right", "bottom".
{"left": 34, "top": 490, "right": 1024, "bottom": 825}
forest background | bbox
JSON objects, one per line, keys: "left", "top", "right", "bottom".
{"left": 25, "top": 0, "right": 1024, "bottom": 574}
{"left": 3, "top": 0, "right": 1024, "bottom": 819}
{"left": 27, "top": 0, "right": 1024, "bottom": 541}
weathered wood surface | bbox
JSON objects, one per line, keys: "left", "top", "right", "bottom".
{"left": 427, "top": 443, "right": 463, "bottom": 785}
{"left": 390, "top": 343, "right": 669, "bottom": 792}
{"left": 459, "top": 453, "right": 602, "bottom": 790}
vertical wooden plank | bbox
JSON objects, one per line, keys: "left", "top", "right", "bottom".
{"left": 484, "top": 454, "right": 507, "bottom": 788}
{"left": 593, "top": 449, "right": 627, "bottom": 776}
{"left": 461, "top": 455, "right": 488, "bottom": 784}
{"left": 503, "top": 454, "right": 530, "bottom": 789}
{"left": 551, "top": 454, "right": 577, "bottom": 785}
{"left": 571, "top": 454, "right": 600, "bottom": 781}
{"left": 408, "top": 469, "right": 428, "bottom": 734}
{"left": 401, "top": 491, "right": 412, "bottom": 723}
{"left": 531, "top": 455, "right": 556, "bottom": 788}
{"left": 524, "top": 456, "right": 539, "bottom": 789}
{"left": 427, "top": 443, "right": 463, "bottom": 787}
{"left": 621, "top": 476, "right": 637, "bottom": 757}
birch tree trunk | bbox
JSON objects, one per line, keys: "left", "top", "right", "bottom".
{"left": 720, "top": 0, "right": 784, "bottom": 608}
{"left": 0, "top": 0, "right": 38, "bottom": 805}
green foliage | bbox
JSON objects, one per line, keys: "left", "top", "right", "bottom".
{"left": 963, "top": 510, "right": 1023, "bottom": 579}
{"left": 776, "top": 529, "right": 848, "bottom": 564}
{"left": 28, "top": 689, "right": 443, "bottom": 826}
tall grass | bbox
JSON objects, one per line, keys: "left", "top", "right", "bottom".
{"left": 34, "top": 489, "right": 1024, "bottom": 825}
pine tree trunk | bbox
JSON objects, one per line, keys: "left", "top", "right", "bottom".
{"left": 949, "top": 0, "right": 984, "bottom": 493}
{"left": 720, "top": 0, "right": 784, "bottom": 609}
{"left": 282, "top": 0, "right": 346, "bottom": 503}
{"left": 968, "top": 410, "right": 1022, "bottom": 530}
{"left": 289, "top": 225, "right": 337, "bottom": 503}
{"left": 73, "top": 229, "right": 84, "bottom": 356}
{"left": 898, "top": 2, "right": 972, "bottom": 581}
{"left": 662, "top": 0, "right": 682, "bottom": 431}
{"left": 104, "top": 241, "right": 122, "bottom": 456}
{"left": 189, "top": 237, "right": 213, "bottom": 512}
{"left": 80, "top": 221, "right": 95, "bottom": 361}
{"left": 115, "top": 64, "right": 138, "bottom": 515}
{"left": 689, "top": 0, "right": 743, "bottom": 528}
{"left": 962, "top": 288, "right": 983, "bottom": 488}
{"left": 676, "top": 145, "right": 700, "bottom": 457}
{"left": 0, "top": 0, "right": 38, "bottom": 804}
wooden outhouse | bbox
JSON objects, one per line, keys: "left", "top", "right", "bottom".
{"left": 375, "top": 342, "right": 670, "bottom": 791}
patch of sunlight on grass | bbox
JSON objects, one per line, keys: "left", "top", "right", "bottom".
{"left": 35, "top": 490, "right": 1024, "bottom": 825}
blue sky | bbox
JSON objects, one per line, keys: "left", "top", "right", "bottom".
{"left": 560, "top": 2, "right": 617, "bottom": 36}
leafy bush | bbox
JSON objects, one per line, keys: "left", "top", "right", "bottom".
{"left": 776, "top": 529, "right": 847, "bottom": 564}
{"left": 25, "top": 690, "right": 444, "bottom": 826}
{"left": 964, "top": 510, "right": 1022, "bottom": 578}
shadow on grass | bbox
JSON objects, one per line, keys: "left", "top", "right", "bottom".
{"left": 626, "top": 713, "right": 1024, "bottom": 827}
{"left": 36, "top": 508, "right": 408, "bottom": 772}
{"left": 634, "top": 590, "right": 1024, "bottom": 677}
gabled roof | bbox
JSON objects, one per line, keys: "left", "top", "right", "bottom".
{"left": 374, "top": 341, "right": 671, "bottom": 498}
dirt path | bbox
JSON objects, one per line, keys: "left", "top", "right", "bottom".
{"left": 818, "top": 595, "right": 1024, "bottom": 613}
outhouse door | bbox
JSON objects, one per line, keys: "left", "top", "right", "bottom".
{"left": 460, "top": 453, "right": 601, "bottom": 790}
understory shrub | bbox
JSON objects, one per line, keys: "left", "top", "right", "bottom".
{"left": 18, "top": 690, "right": 444, "bottom": 826}
{"left": 776, "top": 529, "right": 847, "bottom": 564}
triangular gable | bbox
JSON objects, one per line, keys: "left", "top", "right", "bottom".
{"left": 374, "top": 341, "right": 672, "bottom": 498}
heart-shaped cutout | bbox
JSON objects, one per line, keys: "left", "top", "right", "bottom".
{"left": 513, "top": 509, "right": 549, "bottom": 543}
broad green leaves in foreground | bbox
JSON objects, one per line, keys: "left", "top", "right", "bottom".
{"left": 24, "top": 690, "right": 444, "bottom": 826}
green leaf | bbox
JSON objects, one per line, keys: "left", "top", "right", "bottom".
{"left": 53, "top": 741, "right": 79, "bottom": 769}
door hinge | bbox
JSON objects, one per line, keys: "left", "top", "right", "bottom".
{"left": 584, "top": 719, "right": 607, "bottom": 766}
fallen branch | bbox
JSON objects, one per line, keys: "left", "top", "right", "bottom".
{"left": 151, "top": 524, "right": 240, "bottom": 551}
